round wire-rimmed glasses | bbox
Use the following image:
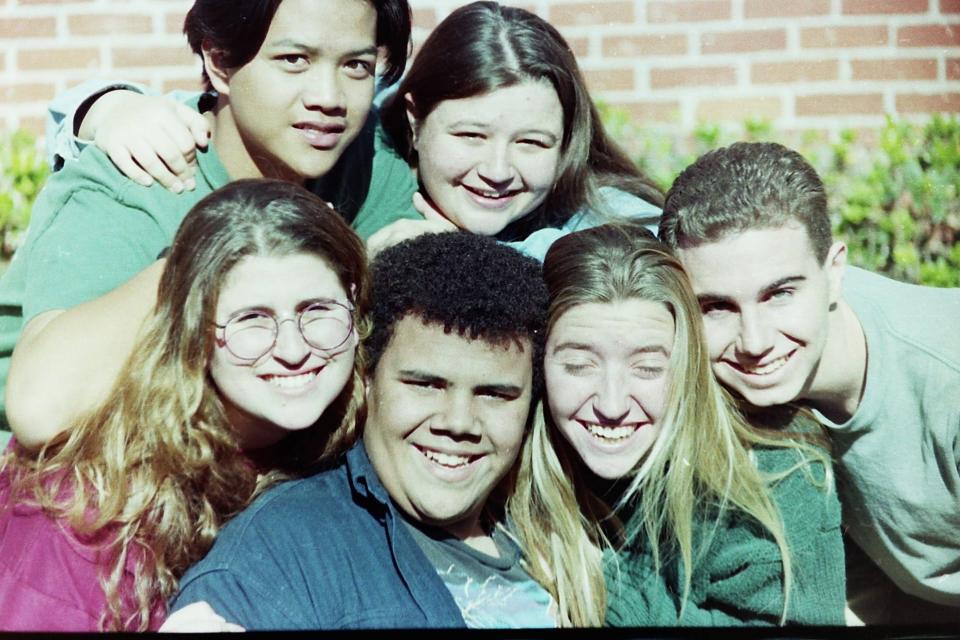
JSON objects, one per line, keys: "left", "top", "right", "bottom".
{"left": 214, "top": 299, "right": 355, "bottom": 361}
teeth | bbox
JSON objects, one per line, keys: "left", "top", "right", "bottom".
{"left": 422, "top": 449, "right": 471, "bottom": 468}
{"left": 584, "top": 423, "right": 635, "bottom": 442}
{"left": 739, "top": 352, "right": 791, "bottom": 376}
{"left": 264, "top": 371, "right": 317, "bottom": 389}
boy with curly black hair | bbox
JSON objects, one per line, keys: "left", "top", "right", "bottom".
{"left": 170, "top": 232, "right": 556, "bottom": 629}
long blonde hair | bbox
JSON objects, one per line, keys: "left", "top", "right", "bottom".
{"left": 509, "top": 222, "right": 830, "bottom": 626}
{"left": 3, "top": 179, "right": 370, "bottom": 630}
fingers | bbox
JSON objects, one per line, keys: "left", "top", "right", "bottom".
{"left": 412, "top": 192, "right": 455, "bottom": 227}
{"left": 127, "top": 137, "right": 189, "bottom": 193}
{"left": 158, "top": 601, "right": 246, "bottom": 633}
{"left": 175, "top": 101, "right": 210, "bottom": 149}
{"left": 366, "top": 219, "right": 458, "bottom": 261}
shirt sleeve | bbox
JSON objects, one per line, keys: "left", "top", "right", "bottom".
{"left": 172, "top": 568, "right": 304, "bottom": 631}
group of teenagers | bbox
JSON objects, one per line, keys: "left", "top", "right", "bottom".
{"left": 0, "top": 0, "right": 956, "bottom": 632}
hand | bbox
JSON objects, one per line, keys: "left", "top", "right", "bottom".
{"left": 82, "top": 90, "right": 209, "bottom": 193}
{"left": 365, "top": 192, "right": 458, "bottom": 260}
{"left": 158, "top": 601, "right": 245, "bottom": 633}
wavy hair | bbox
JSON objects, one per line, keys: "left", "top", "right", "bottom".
{"left": 3, "top": 179, "right": 369, "bottom": 630}
{"left": 509, "top": 222, "right": 830, "bottom": 626}
{"left": 379, "top": 1, "right": 662, "bottom": 240}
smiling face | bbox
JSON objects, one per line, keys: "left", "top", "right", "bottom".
{"left": 545, "top": 299, "right": 674, "bottom": 480}
{"left": 210, "top": 252, "right": 357, "bottom": 449}
{"left": 409, "top": 80, "right": 564, "bottom": 236}
{"left": 363, "top": 316, "right": 532, "bottom": 540}
{"left": 677, "top": 223, "right": 844, "bottom": 407}
{"left": 210, "top": 0, "right": 378, "bottom": 181}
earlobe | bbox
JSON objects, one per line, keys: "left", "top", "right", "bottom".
{"left": 202, "top": 44, "right": 231, "bottom": 96}
{"left": 404, "top": 93, "right": 419, "bottom": 150}
{"left": 826, "top": 240, "right": 847, "bottom": 304}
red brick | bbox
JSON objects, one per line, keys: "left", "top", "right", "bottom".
{"left": 18, "top": 47, "right": 101, "bottom": 70}
{"left": 113, "top": 46, "right": 197, "bottom": 68}
{"left": 702, "top": 29, "right": 787, "bottom": 54}
{"left": 602, "top": 34, "right": 688, "bottom": 57}
{"left": 612, "top": 100, "right": 681, "bottom": 124}
{"left": 549, "top": 2, "right": 634, "bottom": 27}
{"left": 801, "top": 26, "right": 888, "bottom": 48}
{"left": 948, "top": 57, "right": 960, "bottom": 80}
{"left": 752, "top": 60, "right": 839, "bottom": 83}
{"left": 944, "top": 0, "right": 960, "bottom": 12}
{"left": 647, "top": 0, "right": 731, "bottom": 23}
{"left": 411, "top": 8, "right": 437, "bottom": 29}
{"left": 842, "top": 0, "right": 929, "bottom": 14}
{"left": 0, "top": 82, "right": 56, "bottom": 103}
{"left": 584, "top": 68, "right": 635, "bottom": 92}
{"left": 897, "top": 24, "right": 960, "bottom": 47}
{"left": 162, "top": 77, "right": 204, "bottom": 94}
{"left": 566, "top": 36, "right": 589, "bottom": 58}
{"left": 165, "top": 11, "right": 188, "bottom": 34}
{"left": 744, "top": 0, "right": 830, "bottom": 18}
{"left": 650, "top": 65, "right": 737, "bottom": 89}
{"left": 851, "top": 58, "right": 938, "bottom": 80}
{"left": 16, "top": 115, "right": 46, "bottom": 138}
{"left": 695, "top": 96, "right": 783, "bottom": 121}
{"left": 895, "top": 92, "right": 960, "bottom": 112}
{"left": 796, "top": 93, "right": 884, "bottom": 116}
{"left": 17, "top": 0, "right": 93, "bottom": 4}
{"left": 0, "top": 17, "right": 56, "bottom": 38}
{"left": 68, "top": 13, "right": 152, "bottom": 36}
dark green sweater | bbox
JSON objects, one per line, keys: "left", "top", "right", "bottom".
{"left": 605, "top": 445, "right": 845, "bottom": 626}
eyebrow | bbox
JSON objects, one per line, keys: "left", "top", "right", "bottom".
{"left": 696, "top": 275, "right": 807, "bottom": 304}
{"left": 266, "top": 39, "right": 378, "bottom": 58}
{"left": 398, "top": 370, "right": 523, "bottom": 397}
{"left": 449, "top": 120, "right": 561, "bottom": 139}
{"left": 474, "top": 383, "right": 524, "bottom": 398}
{"left": 398, "top": 370, "right": 447, "bottom": 385}
{"left": 551, "top": 342, "right": 669, "bottom": 356}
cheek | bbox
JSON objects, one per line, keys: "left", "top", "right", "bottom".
{"left": 519, "top": 150, "right": 561, "bottom": 191}
{"left": 546, "top": 370, "right": 592, "bottom": 417}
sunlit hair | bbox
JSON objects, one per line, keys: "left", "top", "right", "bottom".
{"left": 2, "top": 179, "right": 369, "bottom": 630}
{"left": 509, "top": 222, "right": 830, "bottom": 626}
{"left": 659, "top": 141, "right": 832, "bottom": 263}
{"left": 379, "top": 1, "right": 662, "bottom": 240}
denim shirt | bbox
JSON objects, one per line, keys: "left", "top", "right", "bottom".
{"left": 171, "top": 444, "right": 466, "bottom": 630}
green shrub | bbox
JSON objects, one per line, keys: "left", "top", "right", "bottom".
{"left": 600, "top": 106, "right": 960, "bottom": 287}
{"left": 0, "top": 129, "right": 49, "bottom": 258}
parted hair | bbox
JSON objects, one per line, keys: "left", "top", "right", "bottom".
{"left": 510, "top": 222, "right": 830, "bottom": 626}
{"left": 184, "top": 0, "right": 411, "bottom": 90}
{"left": 2, "top": 179, "right": 370, "bottom": 630}
{"left": 659, "top": 141, "right": 832, "bottom": 263}
{"left": 379, "top": 1, "right": 662, "bottom": 240}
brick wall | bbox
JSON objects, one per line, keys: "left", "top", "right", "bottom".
{"left": 1, "top": 0, "right": 957, "bottom": 141}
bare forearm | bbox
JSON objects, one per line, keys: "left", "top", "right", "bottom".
{"left": 6, "top": 260, "right": 165, "bottom": 449}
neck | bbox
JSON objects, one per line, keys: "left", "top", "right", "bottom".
{"left": 442, "top": 513, "right": 501, "bottom": 558}
{"left": 803, "top": 299, "right": 867, "bottom": 423}
{"left": 207, "top": 100, "right": 302, "bottom": 183}
{"left": 223, "top": 400, "right": 286, "bottom": 451}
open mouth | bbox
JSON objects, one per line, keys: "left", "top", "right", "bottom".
{"left": 728, "top": 349, "right": 796, "bottom": 377}
{"left": 260, "top": 365, "right": 324, "bottom": 391}
{"left": 578, "top": 420, "right": 640, "bottom": 444}
{"left": 461, "top": 184, "right": 521, "bottom": 206}
{"left": 415, "top": 445, "right": 480, "bottom": 470}
{"left": 293, "top": 123, "right": 345, "bottom": 148}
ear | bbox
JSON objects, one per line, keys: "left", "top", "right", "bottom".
{"left": 404, "top": 93, "right": 419, "bottom": 150}
{"left": 825, "top": 240, "right": 847, "bottom": 305}
{"left": 201, "top": 42, "right": 232, "bottom": 96}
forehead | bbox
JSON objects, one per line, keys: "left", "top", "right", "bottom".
{"left": 217, "top": 253, "right": 345, "bottom": 313}
{"left": 549, "top": 300, "right": 674, "bottom": 351}
{"left": 677, "top": 224, "right": 822, "bottom": 297}
{"left": 377, "top": 316, "right": 532, "bottom": 383}
{"left": 426, "top": 80, "right": 563, "bottom": 132}
{"left": 261, "top": 0, "right": 376, "bottom": 51}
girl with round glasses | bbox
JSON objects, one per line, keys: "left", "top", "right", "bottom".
{"left": 0, "top": 179, "right": 368, "bottom": 630}
{"left": 507, "top": 223, "right": 845, "bottom": 626}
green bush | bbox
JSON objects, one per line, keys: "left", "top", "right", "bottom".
{"left": 0, "top": 129, "right": 49, "bottom": 259}
{"left": 600, "top": 107, "right": 960, "bottom": 287}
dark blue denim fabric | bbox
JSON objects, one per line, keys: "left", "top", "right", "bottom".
{"left": 171, "top": 444, "right": 467, "bottom": 630}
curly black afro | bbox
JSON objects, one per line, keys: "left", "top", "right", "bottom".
{"left": 367, "top": 231, "right": 548, "bottom": 394}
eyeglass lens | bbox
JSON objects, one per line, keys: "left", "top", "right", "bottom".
{"left": 222, "top": 301, "right": 353, "bottom": 360}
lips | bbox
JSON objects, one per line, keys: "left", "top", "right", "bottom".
{"left": 577, "top": 420, "right": 643, "bottom": 444}
{"left": 259, "top": 365, "right": 324, "bottom": 392}
{"left": 461, "top": 183, "right": 522, "bottom": 209}
{"left": 293, "top": 122, "right": 346, "bottom": 149}
{"left": 414, "top": 444, "right": 482, "bottom": 474}
{"left": 726, "top": 349, "right": 796, "bottom": 377}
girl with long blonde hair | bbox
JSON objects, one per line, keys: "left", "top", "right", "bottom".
{"left": 508, "top": 222, "right": 845, "bottom": 626}
{"left": 0, "top": 179, "right": 369, "bottom": 631}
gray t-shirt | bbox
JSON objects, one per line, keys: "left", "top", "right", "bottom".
{"left": 403, "top": 518, "right": 557, "bottom": 628}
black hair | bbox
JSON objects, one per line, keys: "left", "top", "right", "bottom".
{"left": 184, "top": 0, "right": 411, "bottom": 90}
{"left": 367, "top": 231, "right": 548, "bottom": 394}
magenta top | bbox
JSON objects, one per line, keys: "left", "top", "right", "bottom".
{"left": 0, "top": 444, "right": 165, "bottom": 631}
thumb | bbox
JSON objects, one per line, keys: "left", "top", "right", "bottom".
{"left": 413, "top": 192, "right": 456, "bottom": 228}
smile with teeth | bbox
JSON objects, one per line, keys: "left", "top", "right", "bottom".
{"left": 261, "top": 367, "right": 322, "bottom": 390}
{"left": 418, "top": 446, "right": 476, "bottom": 469}
{"left": 732, "top": 350, "right": 794, "bottom": 376}
{"left": 580, "top": 421, "right": 637, "bottom": 443}
{"left": 463, "top": 185, "right": 519, "bottom": 200}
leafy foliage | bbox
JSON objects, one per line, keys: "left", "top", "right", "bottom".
{"left": 0, "top": 130, "right": 49, "bottom": 258}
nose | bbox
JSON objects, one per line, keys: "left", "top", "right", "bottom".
{"left": 437, "top": 391, "right": 481, "bottom": 438}
{"left": 736, "top": 307, "right": 774, "bottom": 357}
{"left": 592, "top": 369, "right": 630, "bottom": 425}
{"left": 476, "top": 142, "right": 515, "bottom": 186}
{"left": 302, "top": 64, "right": 346, "bottom": 115}
{"left": 271, "top": 318, "right": 312, "bottom": 366}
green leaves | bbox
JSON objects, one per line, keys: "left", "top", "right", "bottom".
{"left": 0, "top": 130, "right": 49, "bottom": 258}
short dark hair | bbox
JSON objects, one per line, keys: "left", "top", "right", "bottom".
{"left": 367, "top": 232, "right": 548, "bottom": 393}
{"left": 659, "top": 141, "right": 833, "bottom": 263}
{"left": 184, "top": 0, "right": 411, "bottom": 91}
